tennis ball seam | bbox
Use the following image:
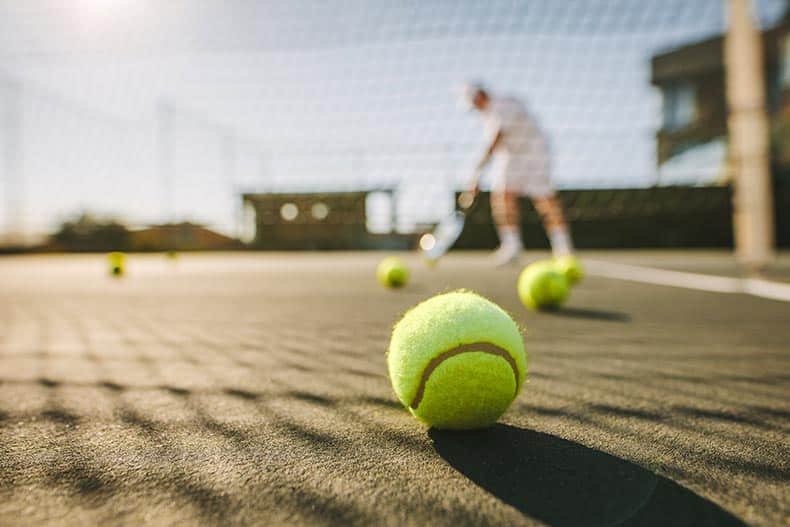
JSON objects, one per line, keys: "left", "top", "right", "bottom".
{"left": 409, "top": 341, "right": 519, "bottom": 410}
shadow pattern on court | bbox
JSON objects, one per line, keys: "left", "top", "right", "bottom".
{"left": 0, "top": 253, "right": 788, "bottom": 526}
{"left": 429, "top": 425, "right": 746, "bottom": 527}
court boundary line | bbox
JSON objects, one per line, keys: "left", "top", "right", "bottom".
{"left": 584, "top": 260, "right": 790, "bottom": 302}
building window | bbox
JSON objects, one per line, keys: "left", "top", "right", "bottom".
{"left": 311, "top": 202, "right": 330, "bottom": 220}
{"left": 240, "top": 201, "right": 256, "bottom": 243}
{"left": 365, "top": 191, "right": 392, "bottom": 234}
{"left": 280, "top": 203, "right": 299, "bottom": 221}
{"left": 663, "top": 81, "right": 696, "bottom": 132}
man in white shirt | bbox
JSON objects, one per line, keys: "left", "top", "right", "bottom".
{"left": 461, "top": 82, "right": 575, "bottom": 265}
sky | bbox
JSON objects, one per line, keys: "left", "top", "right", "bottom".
{"left": 0, "top": 0, "right": 787, "bottom": 237}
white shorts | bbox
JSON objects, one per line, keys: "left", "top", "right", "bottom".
{"left": 490, "top": 152, "right": 554, "bottom": 198}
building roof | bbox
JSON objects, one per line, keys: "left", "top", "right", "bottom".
{"left": 651, "top": 35, "right": 724, "bottom": 83}
{"left": 241, "top": 187, "right": 396, "bottom": 200}
{"left": 651, "top": 12, "right": 788, "bottom": 84}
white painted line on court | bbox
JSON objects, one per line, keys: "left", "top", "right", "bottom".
{"left": 741, "top": 277, "right": 790, "bottom": 302}
{"left": 584, "top": 260, "right": 741, "bottom": 293}
{"left": 584, "top": 260, "right": 790, "bottom": 302}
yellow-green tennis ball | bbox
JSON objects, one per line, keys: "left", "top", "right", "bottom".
{"left": 107, "top": 251, "right": 125, "bottom": 277}
{"left": 377, "top": 257, "right": 409, "bottom": 288}
{"left": 518, "top": 261, "right": 569, "bottom": 310}
{"left": 554, "top": 255, "right": 584, "bottom": 285}
{"left": 387, "top": 291, "right": 527, "bottom": 430}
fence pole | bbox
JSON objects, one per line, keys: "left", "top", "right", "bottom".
{"left": 725, "top": 0, "right": 775, "bottom": 270}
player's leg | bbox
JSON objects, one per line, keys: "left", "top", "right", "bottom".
{"left": 533, "top": 194, "right": 574, "bottom": 257}
{"left": 487, "top": 153, "right": 523, "bottom": 264}
{"left": 490, "top": 190, "right": 523, "bottom": 264}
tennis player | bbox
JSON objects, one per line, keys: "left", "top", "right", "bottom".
{"left": 460, "top": 82, "right": 576, "bottom": 265}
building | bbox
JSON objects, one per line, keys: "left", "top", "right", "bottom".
{"left": 241, "top": 190, "right": 417, "bottom": 250}
{"left": 130, "top": 222, "right": 241, "bottom": 252}
{"left": 651, "top": 10, "right": 790, "bottom": 185}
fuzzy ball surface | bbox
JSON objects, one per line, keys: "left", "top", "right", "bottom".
{"left": 554, "top": 255, "right": 584, "bottom": 285}
{"left": 377, "top": 257, "right": 409, "bottom": 288}
{"left": 518, "top": 261, "right": 569, "bottom": 310}
{"left": 387, "top": 291, "right": 527, "bottom": 429}
{"left": 108, "top": 252, "right": 126, "bottom": 277}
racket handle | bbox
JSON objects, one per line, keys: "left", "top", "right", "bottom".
{"left": 458, "top": 191, "right": 475, "bottom": 210}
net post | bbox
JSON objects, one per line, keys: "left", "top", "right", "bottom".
{"left": 724, "top": 0, "right": 775, "bottom": 271}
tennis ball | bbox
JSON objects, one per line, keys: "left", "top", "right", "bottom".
{"left": 517, "top": 261, "right": 569, "bottom": 310}
{"left": 107, "top": 251, "right": 125, "bottom": 277}
{"left": 387, "top": 291, "right": 527, "bottom": 429}
{"left": 377, "top": 257, "right": 409, "bottom": 288}
{"left": 554, "top": 255, "right": 584, "bottom": 285}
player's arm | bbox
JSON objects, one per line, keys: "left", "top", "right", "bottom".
{"left": 468, "top": 128, "right": 503, "bottom": 192}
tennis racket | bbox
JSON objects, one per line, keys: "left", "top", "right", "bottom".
{"left": 419, "top": 191, "right": 477, "bottom": 262}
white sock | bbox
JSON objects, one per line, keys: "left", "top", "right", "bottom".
{"left": 548, "top": 226, "right": 573, "bottom": 257}
{"left": 497, "top": 225, "right": 523, "bottom": 249}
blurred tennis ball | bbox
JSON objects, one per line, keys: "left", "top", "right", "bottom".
{"left": 387, "top": 290, "right": 527, "bottom": 429}
{"left": 553, "top": 255, "right": 583, "bottom": 285}
{"left": 377, "top": 256, "right": 409, "bottom": 288}
{"left": 107, "top": 251, "right": 125, "bottom": 277}
{"left": 517, "top": 260, "right": 569, "bottom": 310}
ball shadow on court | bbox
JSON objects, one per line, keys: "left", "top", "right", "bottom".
{"left": 428, "top": 425, "right": 745, "bottom": 527}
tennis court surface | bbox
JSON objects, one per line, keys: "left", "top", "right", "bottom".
{"left": 0, "top": 251, "right": 788, "bottom": 527}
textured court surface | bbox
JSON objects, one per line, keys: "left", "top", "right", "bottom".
{"left": 0, "top": 252, "right": 788, "bottom": 527}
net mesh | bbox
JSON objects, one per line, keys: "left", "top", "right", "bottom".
{"left": 0, "top": 0, "right": 787, "bottom": 242}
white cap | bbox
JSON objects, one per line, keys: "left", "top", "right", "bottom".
{"left": 457, "top": 81, "right": 485, "bottom": 110}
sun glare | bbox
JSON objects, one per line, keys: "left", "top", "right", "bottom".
{"left": 74, "top": 0, "right": 133, "bottom": 25}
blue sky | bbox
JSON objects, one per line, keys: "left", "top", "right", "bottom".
{"left": 0, "top": 0, "right": 786, "bottom": 236}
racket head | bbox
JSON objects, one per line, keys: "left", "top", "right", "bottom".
{"left": 420, "top": 210, "right": 466, "bottom": 261}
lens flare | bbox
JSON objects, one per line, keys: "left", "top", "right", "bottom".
{"left": 420, "top": 233, "right": 436, "bottom": 251}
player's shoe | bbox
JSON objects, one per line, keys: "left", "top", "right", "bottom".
{"left": 491, "top": 242, "right": 522, "bottom": 267}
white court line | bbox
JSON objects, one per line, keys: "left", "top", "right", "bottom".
{"left": 584, "top": 260, "right": 790, "bottom": 302}
{"left": 742, "top": 277, "right": 790, "bottom": 303}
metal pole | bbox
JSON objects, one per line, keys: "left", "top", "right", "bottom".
{"left": 157, "top": 100, "right": 175, "bottom": 226}
{"left": 1, "top": 77, "right": 23, "bottom": 246}
{"left": 221, "top": 133, "right": 238, "bottom": 237}
{"left": 725, "top": 0, "right": 775, "bottom": 270}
